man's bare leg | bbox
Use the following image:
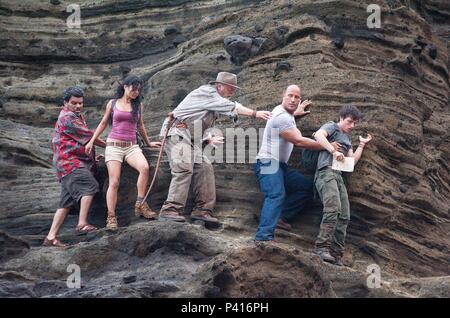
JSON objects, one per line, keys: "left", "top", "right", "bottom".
{"left": 47, "top": 208, "right": 70, "bottom": 240}
{"left": 78, "top": 195, "right": 94, "bottom": 226}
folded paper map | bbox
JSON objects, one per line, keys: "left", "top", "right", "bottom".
{"left": 332, "top": 156, "right": 355, "bottom": 172}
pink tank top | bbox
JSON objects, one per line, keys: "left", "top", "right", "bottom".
{"left": 108, "top": 100, "right": 139, "bottom": 142}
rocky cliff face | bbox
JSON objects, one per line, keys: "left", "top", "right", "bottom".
{"left": 0, "top": 0, "right": 449, "bottom": 297}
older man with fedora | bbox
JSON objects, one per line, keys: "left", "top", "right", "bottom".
{"left": 159, "top": 72, "right": 272, "bottom": 224}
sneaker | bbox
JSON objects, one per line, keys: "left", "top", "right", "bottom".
{"left": 135, "top": 202, "right": 158, "bottom": 219}
{"left": 313, "top": 248, "right": 336, "bottom": 263}
{"left": 190, "top": 211, "right": 220, "bottom": 225}
{"left": 106, "top": 215, "right": 118, "bottom": 231}
{"left": 254, "top": 239, "right": 266, "bottom": 248}
{"left": 253, "top": 239, "right": 277, "bottom": 247}
{"left": 276, "top": 218, "right": 292, "bottom": 231}
{"left": 159, "top": 211, "right": 186, "bottom": 222}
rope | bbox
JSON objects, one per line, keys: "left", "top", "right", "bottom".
{"left": 140, "top": 114, "right": 174, "bottom": 206}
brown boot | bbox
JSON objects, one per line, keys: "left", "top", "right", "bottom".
{"left": 135, "top": 202, "right": 158, "bottom": 219}
{"left": 159, "top": 210, "right": 186, "bottom": 222}
{"left": 106, "top": 213, "right": 118, "bottom": 231}
{"left": 190, "top": 210, "right": 220, "bottom": 225}
{"left": 313, "top": 247, "right": 336, "bottom": 263}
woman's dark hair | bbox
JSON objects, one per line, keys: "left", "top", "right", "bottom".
{"left": 63, "top": 86, "right": 84, "bottom": 103}
{"left": 339, "top": 105, "right": 362, "bottom": 121}
{"left": 114, "top": 75, "right": 144, "bottom": 122}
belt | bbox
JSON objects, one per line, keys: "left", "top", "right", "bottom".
{"left": 106, "top": 141, "right": 136, "bottom": 148}
{"left": 175, "top": 122, "right": 188, "bottom": 129}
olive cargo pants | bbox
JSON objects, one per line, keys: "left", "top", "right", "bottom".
{"left": 315, "top": 167, "right": 350, "bottom": 257}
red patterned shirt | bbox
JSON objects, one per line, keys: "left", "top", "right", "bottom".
{"left": 52, "top": 108, "right": 95, "bottom": 181}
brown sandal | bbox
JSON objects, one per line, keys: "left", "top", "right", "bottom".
{"left": 43, "top": 237, "right": 68, "bottom": 248}
{"left": 75, "top": 224, "right": 97, "bottom": 234}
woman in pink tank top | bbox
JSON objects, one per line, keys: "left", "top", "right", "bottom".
{"left": 86, "top": 75, "right": 161, "bottom": 230}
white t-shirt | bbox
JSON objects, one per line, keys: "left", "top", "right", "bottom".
{"left": 256, "top": 105, "right": 296, "bottom": 163}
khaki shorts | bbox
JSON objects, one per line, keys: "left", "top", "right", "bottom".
{"left": 105, "top": 144, "right": 142, "bottom": 163}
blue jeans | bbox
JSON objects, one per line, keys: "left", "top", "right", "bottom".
{"left": 253, "top": 159, "right": 313, "bottom": 241}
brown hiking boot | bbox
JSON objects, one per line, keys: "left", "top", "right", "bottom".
{"left": 330, "top": 250, "right": 344, "bottom": 266}
{"left": 276, "top": 218, "right": 292, "bottom": 231}
{"left": 106, "top": 214, "right": 118, "bottom": 231}
{"left": 190, "top": 210, "right": 220, "bottom": 225}
{"left": 159, "top": 211, "right": 186, "bottom": 222}
{"left": 333, "top": 256, "right": 344, "bottom": 267}
{"left": 313, "top": 248, "right": 336, "bottom": 263}
{"left": 135, "top": 202, "right": 158, "bottom": 219}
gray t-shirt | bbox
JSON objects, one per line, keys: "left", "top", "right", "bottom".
{"left": 256, "top": 105, "right": 296, "bottom": 163}
{"left": 316, "top": 121, "right": 352, "bottom": 170}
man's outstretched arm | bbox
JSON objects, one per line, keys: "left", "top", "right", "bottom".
{"left": 236, "top": 104, "right": 272, "bottom": 120}
{"left": 281, "top": 127, "right": 326, "bottom": 151}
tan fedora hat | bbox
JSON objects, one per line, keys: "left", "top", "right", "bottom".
{"left": 209, "top": 72, "right": 241, "bottom": 89}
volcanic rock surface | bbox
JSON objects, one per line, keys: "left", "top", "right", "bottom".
{"left": 0, "top": 0, "right": 449, "bottom": 297}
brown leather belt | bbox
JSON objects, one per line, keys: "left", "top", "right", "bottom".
{"left": 106, "top": 141, "right": 136, "bottom": 148}
{"left": 175, "top": 122, "right": 188, "bottom": 129}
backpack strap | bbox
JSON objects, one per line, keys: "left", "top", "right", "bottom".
{"left": 111, "top": 99, "right": 117, "bottom": 111}
{"left": 109, "top": 99, "right": 117, "bottom": 124}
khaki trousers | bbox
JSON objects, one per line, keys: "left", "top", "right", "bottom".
{"left": 160, "top": 135, "right": 216, "bottom": 214}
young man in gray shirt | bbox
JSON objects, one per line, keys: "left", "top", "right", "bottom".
{"left": 254, "top": 85, "right": 340, "bottom": 243}
{"left": 313, "top": 105, "right": 372, "bottom": 265}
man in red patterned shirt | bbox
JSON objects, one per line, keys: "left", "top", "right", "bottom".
{"left": 43, "top": 87, "right": 106, "bottom": 247}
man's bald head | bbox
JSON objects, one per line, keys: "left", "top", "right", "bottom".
{"left": 284, "top": 85, "right": 300, "bottom": 96}
{"left": 282, "top": 85, "right": 301, "bottom": 114}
